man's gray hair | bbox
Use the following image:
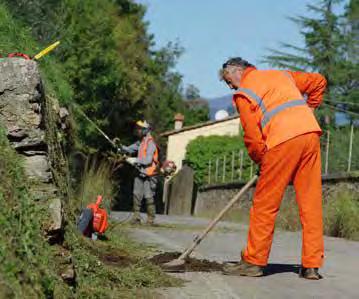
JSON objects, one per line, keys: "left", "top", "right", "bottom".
{"left": 219, "top": 57, "right": 254, "bottom": 80}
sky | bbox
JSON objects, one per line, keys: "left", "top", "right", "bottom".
{"left": 136, "top": 0, "right": 345, "bottom": 99}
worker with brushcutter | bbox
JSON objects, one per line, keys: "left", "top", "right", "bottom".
{"left": 220, "top": 57, "right": 327, "bottom": 280}
{"left": 120, "top": 120, "right": 159, "bottom": 225}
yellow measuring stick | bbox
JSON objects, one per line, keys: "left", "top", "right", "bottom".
{"left": 33, "top": 41, "right": 60, "bottom": 60}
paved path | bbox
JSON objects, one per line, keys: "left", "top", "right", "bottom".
{"left": 111, "top": 212, "right": 359, "bottom": 299}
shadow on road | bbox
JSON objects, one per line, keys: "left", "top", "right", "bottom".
{"left": 265, "top": 263, "right": 300, "bottom": 276}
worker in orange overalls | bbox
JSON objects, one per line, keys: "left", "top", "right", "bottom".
{"left": 220, "top": 57, "right": 327, "bottom": 280}
{"left": 121, "top": 120, "right": 159, "bottom": 225}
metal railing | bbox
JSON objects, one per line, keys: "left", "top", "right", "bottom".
{"left": 205, "top": 125, "right": 358, "bottom": 185}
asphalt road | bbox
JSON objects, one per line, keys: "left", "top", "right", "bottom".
{"left": 111, "top": 212, "right": 359, "bottom": 299}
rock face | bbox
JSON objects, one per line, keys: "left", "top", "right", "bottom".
{"left": 0, "top": 58, "right": 68, "bottom": 241}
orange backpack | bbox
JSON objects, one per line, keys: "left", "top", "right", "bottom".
{"left": 87, "top": 195, "right": 108, "bottom": 234}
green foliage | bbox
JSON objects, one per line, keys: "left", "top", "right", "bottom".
{"left": 185, "top": 84, "right": 201, "bottom": 100}
{"left": 264, "top": 0, "right": 359, "bottom": 124}
{"left": 0, "top": 2, "right": 73, "bottom": 104}
{"left": 185, "top": 135, "right": 250, "bottom": 185}
{"left": 3, "top": 0, "right": 208, "bottom": 151}
{"left": 183, "top": 104, "right": 210, "bottom": 126}
{"left": 324, "top": 185, "right": 359, "bottom": 240}
{"left": 0, "top": 128, "right": 67, "bottom": 298}
{"left": 75, "top": 156, "right": 116, "bottom": 216}
{"left": 0, "top": 126, "right": 178, "bottom": 298}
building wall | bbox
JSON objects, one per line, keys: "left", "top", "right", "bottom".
{"left": 167, "top": 117, "right": 241, "bottom": 169}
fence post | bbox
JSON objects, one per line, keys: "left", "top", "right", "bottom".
{"left": 347, "top": 124, "right": 354, "bottom": 172}
{"left": 222, "top": 155, "right": 226, "bottom": 183}
{"left": 239, "top": 150, "right": 244, "bottom": 180}
{"left": 208, "top": 160, "right": 211, "bottom": 185}
{"left": 215, "top": 158, "right": 219, "bottom": 183}
{"left": 231, "top": 151, "right": 235, "bottom": 182}
{"left": 325, "top": 130, "right": 330, "bottom": 175}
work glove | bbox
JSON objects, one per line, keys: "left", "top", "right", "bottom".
{"left": 126, "top": 157, "right": 138, "bottom": 166}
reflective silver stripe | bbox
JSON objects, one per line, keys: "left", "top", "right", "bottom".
{"left": 261, "top": 99, "right": 306, "bottom": 128}
{"left": 237, "top": 88, "right": 267, "bottom": 113}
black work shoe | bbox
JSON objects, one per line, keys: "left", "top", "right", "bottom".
{"left": 299, "top": 267, "right": 323, "bottom": 280}
{"left": 223, "top": 260, "right": 264, "bottom": 277}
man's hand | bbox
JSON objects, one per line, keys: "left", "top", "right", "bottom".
{"left": 126, "top": 157, "right": 138, "bottom": 166}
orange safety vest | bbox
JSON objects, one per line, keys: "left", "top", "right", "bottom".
{"left": 233, "top": 69, "right": 322, "bottom": 150}
{"left": 138, "top": 135, "right": 159, "bottom": 176}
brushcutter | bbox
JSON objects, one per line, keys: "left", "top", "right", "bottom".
{"left": 4, "top": 41, "right": 60, "bottom": 61}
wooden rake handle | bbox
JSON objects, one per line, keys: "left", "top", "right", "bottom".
{"left": 178, "top": 175, "right": 258, "bottom": 261}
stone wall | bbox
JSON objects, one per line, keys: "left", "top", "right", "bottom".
{"left": 0, "top": 58, "right": 69, "bottom": 241}
{"left": 165, "top": 116, "right": 241, "bottom": 170}
{"left": 194, "top": 173, "right": 359, "bottom": 216}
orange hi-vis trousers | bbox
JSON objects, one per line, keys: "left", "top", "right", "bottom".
{"left": 243, "top": 132, "right": 324, "bottom": 268}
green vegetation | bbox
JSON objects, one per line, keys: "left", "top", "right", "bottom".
{"left": 0, "top": 0, "right": 357, "bottom": 297}
{"left": 185, "top": 135, "right": 255, "bottom": 185}
{"left": 264, "top": 0, "right": 359, "bottom": 124}
{"left": 0, "top": 128, "right": 64, "bottom": 298}
{"left": 0, "top": 126, "right": 179, "bottom": 298}
{"left": 77, "top": 157, "right": 116, "bottom": 210}
{"left": 0, "top": 3, "right": 73, "bottom": 103}
{"left": 0, "top": 1, "right": 192, "bottom": 297}
{"left": 2, "top": 0, "right": 209, "bottom": 151}
{"left": 324, "top": 185, "right": 359, "bottom": 240}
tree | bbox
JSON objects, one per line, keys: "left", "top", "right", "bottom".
{"left": 4, "top": 0, "right": 210, "bottom": 151}
{"left": 185, "top": 84, "right": 201, "bottom": 100}
{"left": 340, "top": 0, "right": 359, "bottom": 116}
{"left": 264, "top": 0, "right": 358, "bottom": 125}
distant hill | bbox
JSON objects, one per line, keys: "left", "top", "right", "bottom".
{"left": 206, "top": 94, "right": 234, "bottom": 120}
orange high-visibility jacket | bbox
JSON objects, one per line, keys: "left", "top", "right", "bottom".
{"left": 233, "top": 67, "right": 327, "bottom": 164}
{"left": 138, "top": 135, "right": 159, "bottom": 176}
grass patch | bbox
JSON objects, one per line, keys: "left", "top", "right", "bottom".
{"left": 324, "top": 187, "right": 359, "bottom": 241}
{"left": 76, "top": 156, "right": 116, "bottom": 211}
{"left": 0, "top": 128, "right": 70, "bottom": 298}
{"left": 66, "top": 157, "right": 181, "bottom": 298}
{"left": 64, "top": 225, "right": 181, "bottom": 299}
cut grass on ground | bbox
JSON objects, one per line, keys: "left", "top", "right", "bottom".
{"left": 64, "top": 224, "right": 182, "bottom": 299}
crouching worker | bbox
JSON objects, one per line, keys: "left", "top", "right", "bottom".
{"left": 220, "top": 57, "right": 327, "bottom": 280}
{"left": 121, "top": 120, "right": 159, "bottom": 225}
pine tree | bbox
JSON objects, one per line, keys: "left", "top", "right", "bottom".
{"left": 264, "top": 0, "right": 358, "bottom": 125}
